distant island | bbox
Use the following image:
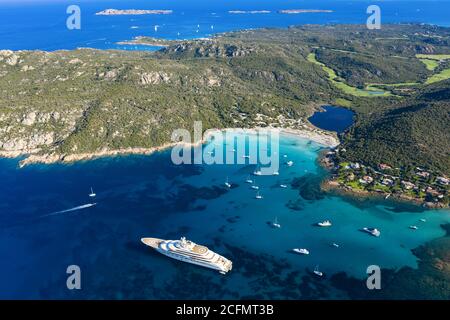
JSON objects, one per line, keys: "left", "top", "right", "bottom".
{"left": 228, "top": 10, "right": 271, "bottom": 14}
{"left": 278, "top": 9, "right": 333, "bottom": 14}
{"left": 95, "top": 9, "right": 173, "bottom": 16}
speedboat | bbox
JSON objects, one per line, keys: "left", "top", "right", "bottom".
{"left": 272, "top": 171, "right": 279, "bottom": 176}
{"left": 362, "top": 227, "right": 381, "bottom": 237}
{"left": 420, "top": 218, "right": 426, "bottom": 222}
{"left": 280, "top": 184, "right": 288, "bottom": 188}
{"left": 409, "top": 225, "right": 418, "bottom": 230}
{"left": 293, "top": 248, "right": 309, "bottom": 255}
{"left": 251, "top": 185, "right": 260, "bottom": 190}
{"left": 331, "top": 243, "right": 340, "bottom": 248}
{"left": 245, "top": 176, "right": 253, "bottom": 184}
{"left": 317, "top": 220, "right": 332, "bottom": 227}
{"left": 255, "top": 191, "right": 263, "bottom": 199}
{"left": 286, "top": 161, "right": 294, "bottom": 167}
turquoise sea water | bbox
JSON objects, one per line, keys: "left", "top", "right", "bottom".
{"left": 0, "top": 132, "right": 448, "bottom": 299}
{"left": 1, "top": 0, "right": 450, "bottom": 300}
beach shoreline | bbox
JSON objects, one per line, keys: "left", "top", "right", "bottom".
{"left": 0, "top": 126, "right": 339, "bottom": 167}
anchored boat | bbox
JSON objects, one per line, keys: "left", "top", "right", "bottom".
{"left": 141, "top": 237, "right": 232, "bottom": 274}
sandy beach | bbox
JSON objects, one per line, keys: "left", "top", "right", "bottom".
{"left": 1, "top": 126, "right": 340, "bottom": 167}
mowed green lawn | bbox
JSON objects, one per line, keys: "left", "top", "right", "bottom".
{"left": 307, "top": 53, "right": 392, "bottom": 97}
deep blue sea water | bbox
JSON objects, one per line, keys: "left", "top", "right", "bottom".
{"left": 308, "top": 106, "right": 355, "bottom": 133}
{"left": 0, "top": 0, "right": 450, "bottom": 299}
{"left": 0, "top": 0, "right": 450, "bottom": 51}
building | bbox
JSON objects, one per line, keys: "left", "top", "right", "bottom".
{"left": 378, "top": 163, "right": 392, "bottom": 170}
{"left": 436, "top": 176, "right": 449, "bottom": 186}
{"left": 359, "top": 176, "right": 374, "bottom": 184}
{"left": 401, "top": 181, "right": 416, "bottom": 190}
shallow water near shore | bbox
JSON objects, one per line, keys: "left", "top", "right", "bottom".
{"left": 0, "top": 132, "right": 448, "bottom": 299}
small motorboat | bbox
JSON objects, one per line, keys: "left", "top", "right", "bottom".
{"left": 317, "top": 220, "right": 332, "bottom": 227}
{"left": 362, "top": 227, "right": 381, "bottom": 237}
{"left": 293, "top": 248, "right": 310, "bottom": 255}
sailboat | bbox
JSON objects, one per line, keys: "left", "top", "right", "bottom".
{"left": 313, "top": 265, "right": 324, "bottom": 277}
{"left": 89, "top": 187, "right": 96, "bottom": 198}
{"left": 253, "top": 166, "right": 262, "bottom": 175}
{"left": 272, "top": 217, "right": 281, "bottom": 228}
{"left": 225, "top": 177, "right": 232, "bottom": 188}
{"left": 255, "top": 191, "right": 263, "bottom": 199}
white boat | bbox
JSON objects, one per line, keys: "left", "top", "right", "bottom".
{"left": 242, "top": 155, "right": 250, "bottom": 159}
{"left": 255, "top": 191, "right": 263, "bottom": 199}
{"left": 409, "top": 225, "right": 418, "bottom": 230}
{"left": 286, "top": 161, "right": 294, "bottom": 167}
{"left": 89, "top": 187, "right": 96, "bottom": 198}
{"left": 224, "top": 177, "right": 232, "bottom": 188}
{"left": 420, "top": 218, "right": 427, "bottom": 222}
{"left": 293, "top": 248, "right": 309, "bottom": 255}
{"left": 313, "top": 265, "right": 324, "bottom": 277}
{"left": 251, "top": 185, "right": 260, "bottom": 190}
{"left": 141, "top": 237, "right": 232, "bottom": 274}
{"left": 280, "top": 184, "right": 288, "bottom": 188}
{"left": 272, "top": 171, "right": 279, "bottom": 176}
{"left": 253, "top": 167, "right": 262, "bottom": 175}
{"left": 272, "top": 217, "right": 281, "bottom": 228}
{"left": 362, "top": 227, "right": 381, "bottom": 237}
{"left": 317, "top": 220, "right": 332, "bottom": 227}
{"left": 331, "top": 243, "right": 340, "bottom": 248}
{"left": 245, "top": 176, "right": 253, "bottom": 184}
{"left": 283, "top": 154, "right": 288, "bottom": 158}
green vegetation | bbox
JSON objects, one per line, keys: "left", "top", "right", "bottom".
{"left": 307, "top": 53, "right": 392, "bottom": 97}
{"left": 420, "top": 58, "right": 439, "bottom": 71}
{"left": 0, "top": 24, "right": 449, "bottom": 189}
{"left": 426, "top": 68, "right": 450, "bottom": 84}
{"left": 416, "top": 54, "right": 450, "bottom": 60}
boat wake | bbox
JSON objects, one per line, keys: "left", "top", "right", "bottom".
{"left": 40, "top": 203, "right": 97, "bottom": 218}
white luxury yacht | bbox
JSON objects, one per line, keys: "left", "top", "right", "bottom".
{"left": 141, "top": 237, "right": 232, "bottom": 274}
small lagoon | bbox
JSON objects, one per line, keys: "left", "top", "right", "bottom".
{"left": 308, "top": 105, "right": 355, "bottom": 133}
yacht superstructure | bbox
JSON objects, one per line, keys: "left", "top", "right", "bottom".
{"left": 141, "top": 237, "right": 232, "bottom": 274}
